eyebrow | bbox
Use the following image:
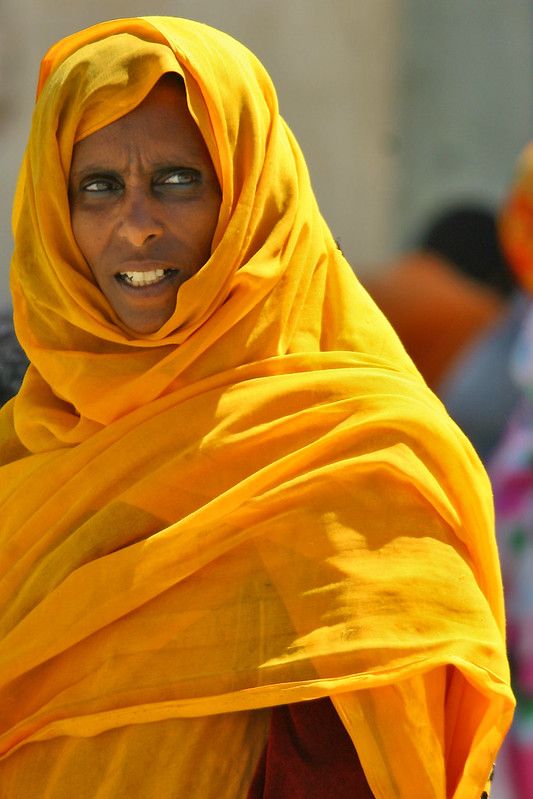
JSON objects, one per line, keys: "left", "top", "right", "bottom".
{"left": 70, "top": 158, "right": 204, "bottom": 179}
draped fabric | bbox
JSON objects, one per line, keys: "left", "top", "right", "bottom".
{"left": 247, "top": 699, "right": 374, "bottom": 797}
{"left": 0, "top": 16, "right": 513, "bottom": 798}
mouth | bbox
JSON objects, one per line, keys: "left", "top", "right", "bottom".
{"left": 116, "top": 268, "right": 178, "bottom": 288}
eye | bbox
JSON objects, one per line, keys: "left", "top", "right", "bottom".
{"left": 80, "top": 175, "right": 121, "bottom": 193}
{"left": 157, "top": 168, "right": 200, "bottom": 187}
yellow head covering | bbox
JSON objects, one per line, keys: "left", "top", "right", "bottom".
{"left": 0, "top": 16, "right": 513, "bottom": 798}
{"left": 11, "top": 15, "right": 414, "bottom": 451}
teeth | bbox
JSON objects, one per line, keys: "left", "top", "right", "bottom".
{"left": 120, "top": 269, "right": 167, "bottom": 287}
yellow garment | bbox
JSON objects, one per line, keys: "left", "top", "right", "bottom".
{"left": 0, "top": 16, "right": 513, "bottom": 798}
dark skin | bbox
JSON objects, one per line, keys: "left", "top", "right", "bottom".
{"left": 69, "top": 77, "right": 221, "bottom": 335}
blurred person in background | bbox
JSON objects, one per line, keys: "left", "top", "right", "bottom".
{"left": 488, "top": 143, "right": 533, "bottom": 799}
{"left": 364, "top": 205, "right": 523, "bottom": 462}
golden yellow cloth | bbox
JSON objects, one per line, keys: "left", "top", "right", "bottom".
{"left": 0, "top": 16, "right": 513, "bottom": 798}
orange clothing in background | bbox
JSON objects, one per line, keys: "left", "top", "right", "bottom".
{"left": 365, "top": 252, "right": 506, "bottom": 389}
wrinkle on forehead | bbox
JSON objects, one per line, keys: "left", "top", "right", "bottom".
{"left": 70, "top": 79, "right": 214, "bottom": 186}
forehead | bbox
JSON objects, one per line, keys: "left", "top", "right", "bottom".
{"left": 70, "top": 79, "right": 209, "bottom": 169}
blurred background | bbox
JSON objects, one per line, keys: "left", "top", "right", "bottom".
{"left": 0, "top": 0, "right": 532, "bottom": 311}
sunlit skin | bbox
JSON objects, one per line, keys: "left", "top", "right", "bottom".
{"left": 69, "top": 75, "right": 221, "bottom": 335}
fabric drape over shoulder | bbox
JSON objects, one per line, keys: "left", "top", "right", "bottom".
{"left": 0, "top": 16, "right": 513, "bottom": 798}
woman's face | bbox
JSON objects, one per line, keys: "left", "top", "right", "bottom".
{"left": 69, "top": 77, "right": 221, "bottom": 335}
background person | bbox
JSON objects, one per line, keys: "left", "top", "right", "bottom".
{"left": 364, "top": 205, "right": 522, "bottom": 461}
{"left": 488, "top": 143, "right": 533, "bottom": 799}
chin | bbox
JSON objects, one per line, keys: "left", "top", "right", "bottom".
{"left": 117, "top": 311, "right": 171, "bottom": 336}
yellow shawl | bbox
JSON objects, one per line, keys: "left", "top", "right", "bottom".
{"left": 0, "top": 16, "right": 513, "bottom": 798}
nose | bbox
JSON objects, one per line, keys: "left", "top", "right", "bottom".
{"left": 118, "top": 189, "right": 164, "bottom": 247}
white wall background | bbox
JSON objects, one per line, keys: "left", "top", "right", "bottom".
{"left": 395, "top": 0, "right": 533, "bottom": 248}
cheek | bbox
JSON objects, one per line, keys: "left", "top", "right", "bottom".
{"left": 71, "top": 210, "right": 91, "bottom": 258}
{"left": 195, "top": 219, "right": 218, "bottom": 262}
{"left": 167, "top": 203, "right": 220, "bottom": 261}
{"left": 198, "top": 198, "right": 221, "bottom": 254}
{"left": 71, "top": 210, "right": 105, "bottom": 274}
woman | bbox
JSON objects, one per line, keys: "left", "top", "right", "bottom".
{"left": 0, "top": 16, "right": 513, "bottom": 798}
